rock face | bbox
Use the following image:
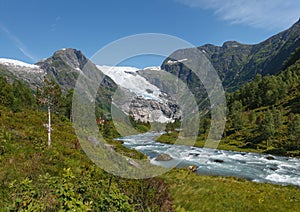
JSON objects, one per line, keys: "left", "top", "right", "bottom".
{"left": 155, "top": 153, "right": 173, "bottom": 161}
{"left": 36, "top": 48, "right": 116, "bottom": 92}
{"left": 128, "top": 95, "right": 181, "bottom": 123}
{"left": 111, "top": 87, "right": 182, "bottom": 123}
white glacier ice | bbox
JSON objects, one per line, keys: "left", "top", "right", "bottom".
{"left": 97, "top": 65, "right": 163, "bottom": 101}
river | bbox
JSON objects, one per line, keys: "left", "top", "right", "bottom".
{"left": 117, "top": 132, "right": 300, "bottom": 186}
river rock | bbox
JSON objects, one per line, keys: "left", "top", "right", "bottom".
{"left": 269, "top": 166, "right": 278, "bottom": 171}
{"left": 188, "top": 165, "right": 198, "bottom": 172}
{"left": 155, "top": 153, "right": 173, "bottom": 161}
{"left": 213, "top": 159, "right": 224, "bottom": 163}
{"left": 266, "top": 156, "right": 275, "bottom": 160}
{"left": 104, "top": 144, "right": 115, "bottom": 151}
{"left": 188, "top": 153, "right": 200, "bottom": 157}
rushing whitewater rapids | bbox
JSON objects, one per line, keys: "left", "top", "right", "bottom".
{"left": 117, "top": 132, "right": 300, "bottom": 186}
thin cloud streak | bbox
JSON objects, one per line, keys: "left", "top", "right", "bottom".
{"left": 176, "top": 0, "right": 300, "bottom": 30}
{"left": 51, "top": 16, "right": 61, "bottom": 32}
{"left": 0, "top": 24, "right": 38, "bottom": 62}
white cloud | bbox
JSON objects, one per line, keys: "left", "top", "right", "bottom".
{"left": 0, "top": 24, "right": 38, "bottom": 62}
{"left": 177, "top": 0, "right": 300, "bottom": 30}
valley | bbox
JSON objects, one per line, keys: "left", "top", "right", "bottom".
{"left": 0, "top": 18, "right": 300, "bottom": 211}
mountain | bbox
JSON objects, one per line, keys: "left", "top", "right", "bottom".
{"left": 161, "top": 18, "right": 300, "bottom": 91}
{"left": 0, "top": 48, "right": 116, "bottom": 91}
{"left": 36, "top": 48, "right": 116, "bottom": 92}
{"left": 0, "top": 48, "right": 117, "bottom": 115}
{"left": 0, "top": 49, "right": 181, "bottom": 123}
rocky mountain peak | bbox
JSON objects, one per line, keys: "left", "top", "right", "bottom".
{"left": 34, "top": 48, "right": 100, "bottom": 91}
{"left": 37, "top": 48, "right": 88, "bottom": 71}
{"left": 222, "top": 41, "right": 242, "bottom": 48}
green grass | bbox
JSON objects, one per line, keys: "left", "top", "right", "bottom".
{"left": 0, "top": 107, "right": 172, "bottom": 211}
{"left": 163, "top": 168, "right": 300, "bottom": 212}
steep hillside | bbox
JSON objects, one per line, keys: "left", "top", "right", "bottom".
{"left": 162, "top": 18, "right": 300, "bottom": 91}
{"left": 158, "top": 49, "right": 300, "bottom": 157}
{"left": 222, "top": 52, "right": 300, "bottom": 157}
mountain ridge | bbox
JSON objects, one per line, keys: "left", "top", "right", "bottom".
{"left": 162, "top": 18, "right": 300, "bottom": 91}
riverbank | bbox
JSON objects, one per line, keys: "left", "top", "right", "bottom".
{"left": 162, "top": 168, "right": 300, "bottom": 211}
{"left": 156, "top": 131, "right": 300, "bottom": 158}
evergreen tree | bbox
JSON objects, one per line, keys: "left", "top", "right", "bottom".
{"left": 0, "top": 76, "right": 14, "bottom": 108}
{"left": 248, "top": 110, "right": 256, "bottom": 125}
{"left": 272, "top": 107, "right": 282, "bottom": 129}
{"left": 64, "top": 89, "right": 74, "bottom": 120}
{"left": 288, "top": 114, "right": 300, "bottom": 149}
{"left": 230, "top": 100, "right": 243, "bottom": 131}
{"left": 12, "top": 80, "right": 35, "bottom": 111}
{"left": 259, "top": 110, "right": 275, "bottom": 147}
{"left": 0, "top": 77, "right": 35, "bottom": 111}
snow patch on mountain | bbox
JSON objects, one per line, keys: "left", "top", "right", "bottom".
{"left": 167, "top": 58, "right": 188, "bottom": 64}
{"left": 143, "top": 66, "right": 161, "bottom": 71}
{"left": 0, "top": 58, "right": 39, "bottom": 69}
{"left": 0, "top": 58, "right": 46, "bottom": 89}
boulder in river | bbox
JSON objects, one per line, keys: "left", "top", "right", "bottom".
{"left": 213, "top": 159, "right": 224, "bottom": 163}
{"left": 155, "top": 153, "right": 172, "bottom": 161}
{"left": 269, "top": 166, "right": 278, "bottom": 171}
{"left": 188, "top": 153, "right": 200, "bottom": 157}
{"left": 266, "top": 156, "right": 275, "bottom": 160}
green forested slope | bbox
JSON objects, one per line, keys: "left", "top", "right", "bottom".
{"left": 0, "top": 77, "right": 172, "bottom": 211}
{"left": 223, "top": 51, "right": 300, "bottom": 156}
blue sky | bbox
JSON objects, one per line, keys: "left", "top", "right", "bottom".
{"left": 0, "top": 0, "right": 299, "bottom": 68}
